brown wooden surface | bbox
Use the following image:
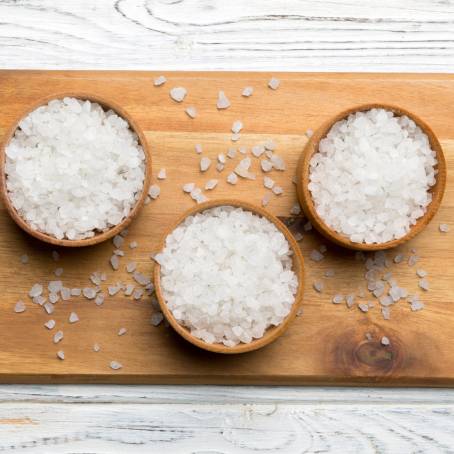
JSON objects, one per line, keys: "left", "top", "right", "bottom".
{"left": 0, "top": 71, "right": 452, "bottom": 385}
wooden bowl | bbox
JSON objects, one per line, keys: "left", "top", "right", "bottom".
{"left": 296, "top": 103, "right": 447, "bottom": 251}
{"left": 154, "top": 199, "right": 305, "bottom": 354}
{"left": 0, "top": 92, "right": 151, "bottom": 247}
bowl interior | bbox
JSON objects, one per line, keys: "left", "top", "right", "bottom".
{"left": 153, "top": 199, "right": 305, "bottom": 354}
{"left": 297, "top": 103, "right": 447, "bottom": 251}
{"left": 0, "top": 92, "right": 151, "bottom": 247}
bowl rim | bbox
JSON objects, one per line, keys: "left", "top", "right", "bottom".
{"left": 0, "top": 92, "right": 151, "bottom": 247}
{"left": 153, "top": 199, "right": 305, "bottom": 354}
{"left": 296, "top": 102, "right": 447, "bottom": 251}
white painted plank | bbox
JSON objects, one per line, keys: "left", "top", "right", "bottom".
{"left": 0, "top": 0, "right": 453, "bottom": 71}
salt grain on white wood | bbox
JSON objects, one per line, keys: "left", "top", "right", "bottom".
{"left": 346, "top": 294, "right": 355, "bottom": 308}
{"left": 169, "top": 87, "right": 187, "bottom": 102}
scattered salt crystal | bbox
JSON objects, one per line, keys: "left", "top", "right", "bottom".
{"left": 310, "top": 249, "right": 324, "bottom": 262}
{"left": 382, "top": 307, "right": 391, "bottom": 320}
{"left": 113, "top": 235, "right": 124, "bottom": 249}
{"left": 263, "top": 176, "right": 274, "bottom": 189}
{"left": 232, "top": 120, "right": 243, "bottom": 134}
{"left": 379, "top": 295, "right": 393, "bottom": 307}
{"left": 14, "top": 300, "right": 26, "bottom": 313}
{"left": 270, "top": 154, "right": 286, "bottom": 171}
{"left": 231, "top": 133, "right": 241, "bottom": 142}
{"left": 153, "top": 75, "right": 166, "bottom": 86}
{"left": 124, "top": 284, "right": 135, "bottom": 296}
{"left": 313, "top": 281, "right": 324, "bottom": 293}
{"left": 120, "top": 229, "right": 128, "bottom": 237}
{"left": 93, "top": 343, "right": 100, "bottom": 352}
{"left": 185, "top": 106, "right": 197, "bottom": 119}
{"left": 235, "top": 158, "right": 255, "bottom": 180}
{"left": 290, "top": 204, "right": 301, "bottom": 216}
{"left": 264, "top": 140, "right": 276, "bottom": 151}
{"left": 133, "top": 288, "right": 144, "bottom": 300}
{"left": 182, "top": 183, "right": 195, "bottom": 194}
{"left": 83, "top": 287, "right": 97, "bottom": 300}
{"left": 394, "top": 254, "right": 404, "bottom": 264}
{"left": 61, "top": 287, "right": 71, "bottom": 301}
{"left": 242, "top": 86, "right": 253, "bottom": 97}
{"left": 325, "top": 269, "right": 335, "bottom": 277}
{"left": 195, "top": 144, "right": 203, "bottom": 154}
{"left": 308, "top": 108, "right": 437, "bottom": 244}
{"left": 95, "top": 293, "right": 105, "bottom": 306}
{"left": 305, "top": 129, "right": 314, "bottom": 138}
{"left": 53, "top": 330, "right": 64, "bottom": 344}
{"left": 126, "top": 261, "right": 137, "bottom": 273}
{"left": 56, "top": 350, "right": 65, "bottom": 360}
{"left": 29, "top": 283, "right": 43, "bottom": 298}
{"left": 272, "top": 185, "right": 283, "bottom": 195}
{"left": 20, "top": 254, "right": 28, "bottom": 264}
{"left": 148, "top": 185, "right": 160, "bottom": 200}
{"left": 261, "top": 193, "right": 272, "bottom": 207}
{"left": 216, "top": 91, "right": 230, "bottom": 109}
{"left": 296, "top": 308, "right": 304, "bottom": 317}
{"left": 48, "top": 281, "right": 63, "bottom": 293}
{"left": 319, "top": 245, "right": 327, "bottom": 253}
{"left": 205, "top": 179, "right": 218, "bottom": 190}
{"left": 439, "top": 223, "right": 449, "bottom": 233}
{"left": 252, "top": 145, "right": 265, "bottom": 158}
{"left": 44, "top": 302, "right": 54, "bottom": 314}
{"left": 227, "top": 148, "right": 236, "bottom": 159}
{"left": 333, "top": 294, "right": 344, "bottom": 304}
{"left": 260, "top": 160, "right": 273, "bottom": 172}
{"left": 304, "top": 221, "right": 312, "bottom": 232}
{"left": 268, "top": 77, "right": 280, "bottom": 90}
{"left": 358, "top": 303, "right": 369, "bottom": 313}
{"left": 293, "top": 232, "right": 303, "bottom": 241}
{"left": 346, "top": 294, "right": 355, "bottom": 308}
{"left": 110, "top": 361, "right": 122, "bottom": 370}
{"left": 200, "top": 157, "right": 211, "bottom": 172}
{"left": 108, "top": 284, "right": 121, "bottom": 296}
{"left": 69, "top": 312, "right": 79, "bottom": 324}
{"left": 365, "top": 332, "right": 373, "bottom": 341}
{"left": 151, "top": 312, "right": 164, "bottom": 326}
{"left": 216, "top": 163, "right": 225, "bottom": 172}
{"left": 133, "top": 271, "right": 151, "bottom": 286}
{"left": 227, "top": 173, "right": 238, "bottom": 185}
{"left": 54, "top": 267, "right": 63, "bottom": 277}
{"left": 52, "top": 251, "right": 60, "bottom": 262}
{"left": 416, "top": 269, "right": 427, "bottom": 278}
{"left": 110, "top": 255, "right": 120, "bottom": 271}
{"left": 157, "top": 169, "right": 167, "bottom": 180}
{"left": 408, "top": 255, "right": 419, "bottom": 267}
{"left": 118, "top": 327, "right": 127, "bottom": 336}
{"left": 169, "top": 87, "right": 187, "bottom": 102}
{"left": 114, "top": 249, "right": 124, "bottom": 257}
{"left": 419, "top": 278, "right": 429, "bottom": 291}
{"left": 44, "top": 320, "right": 56, "bottom": 330}
{"left": 381, "top": 336, "right": 390, "bottom": 346}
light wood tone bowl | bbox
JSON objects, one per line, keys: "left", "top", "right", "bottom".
{"left": 0, "top": 92, "right": 151, "bottom": 247}
{"left": 296, "top": 103, "right": 447, "bottom": 251}
{"left": 154, "top": 199, "right": 305, "bottom": 354}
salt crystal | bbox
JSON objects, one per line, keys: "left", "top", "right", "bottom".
{"left": 408, "top": 255, "right": 419, "bottom": 266}
{"left": 14, "top": 300, "right": 26, "bottom": 313}
{"left": 333, "top": 294, "right": 344, "bottom": 304}
{"left": 346, "top": 294, "right": 355, "bottom": 308}
{"left": 108, "top": 284, "right": 121, "bottom": 296}
{"left": 133, "top": 288, "right": 144, "bottom": 300}
{"left": 290, "top": 204, "right": 301, "bottom": 216}
{"left": 381, "top": 336, "right": 390, "bottom": 346}
{"left": 126, "top": 261, "right": 137, "bottom": 273}
{"left": 216, "top": 163, "right": 225, "bottom": 172}
{"left": 83, "top": 287, "right": 97, "bottom": 300}
{"left": 325, "top": 269, "right": 335, "bottom": 277}
{"left": 195, "top": 144, "right": 203, "bottom": 154}
{"left": 151, "top": 312, "right": 164, "bottom": 326}
{"left": 227, "top": 148, "right": 236, "bottom": 159}
{"left": 268, "top": 77, "right": 280, "bottom": 90}
{"left": 48, "top": 281, "right": 63, "bottom": 293}
{"left": 56, "top": 350, "right": 65, "bottom": 360}
{"left": 20, "top": 254, "right": 28, "bottom": 264}
{"left": 216, "top": 91, "right": 230, "bottom": 109}
{"left": 93, "top": 343, "right": 100, "bottom": 352}
{"left": 416, "top": 269, "right": 427, "bottom": 278}
{"left": 439, "top": 223, "right": 450, "bottom": 233}
{"left": 394, "top": 254, "right": 404, "bottom": 264}
{"left": 200, "top": 157, "right": 211, "bottom": 172}
{"left": 264, "top": 140, "right": 276, "bottom": 151}
{"left": 310, "top": 250, "right": 324, "bottom": 262}
{"left": 29, "top": 283, "right": 43, "bottom": 298}
{"left": 231, "top": 133, "right": 241, "bottom": 142}
{"left": 260, "top": 160, "right": 273, "bottom": 172}
{"left": 313, "top": 281, "right": 324, "bottom": 293}
{"left": 44, "top": 320, "right": 56, "bottom": 330}
{"left": 293, "top": 232, "right": 303, "bottom": 241}
{"left": 118, "top": 327, "right": 127, "bottom": 336}
{"left": 61, "top": 287, "right": 71, "bottom": 301}
{"left": 54, "top": 267, "right": 64, "bottom": 277}
{"left": 261, "top": 193, "right": 272, "bottom": 207}
{"left": 110, "top": 361, "right": 122, "bottom": 370}
{"left": 242, "top": 86, "right": 253, "bottom": 97}
{"left": 69, "top": 312, "right": 79, "bottom": 323}
{"left": 53, "top": 330, "right": 64, "bottom": 344}
{"left": 272, "top": 185, "right": 283, "bottom": 195}
{"left": 52, "top": 251, "right": 60, "bottom": 262}
{"left": 157, "top": 169, "right": 167, "bottom": 180}
{"left": 263, "top": 176, "right": 274, "bottom": 189}
{"left": 185, "top": 106, "right": 197, "bottom": 119}
{"left": 95, "top": 293, "right": 105, "bottom": 306}
{"left": 270, "top": 154, "right": 286, "bottom": 171}
{"left": 110, "top": 255, "right": 120, "bottom": 271}
{"left": 183, "top": 183, "right": 195, "bottom": 194}
{"left": 232, "top": 120, "right": 243, "bottom": 134}
{"left": 304, "top": 221, "right": 312, "bottom": 232}
{"left": 169, "top": 87, "right": 187, "bottom": 102}
{"left": 124, "top": 284, "right": 135, "bottom": 296}
{"left": 305, "top": 129, "right": 314, "bottom": 138}
{"left": 44, "top": 302, "right": 54, "bottom": 314}
{"left": 133, "top": 271, "right": 151, "bottom": 286}
{"left": 205, "top": 179, "right": 218, "bottom": 190}
{"left": 252, "top": 145, "right": 265, "bottom": 158}
{"left": 148, "top": 185, "right": 160, "bottom": 200}
{"left": 153, "top": 75, "right": 166, "bottom": 86}
{"left": 382, "top": 307, "right": 391, "bottom": 320}
{"left": 358, "top": 303, "right": 369, "bottom": 313}
{"left": 227, "top": 173, "right": 238, "bottom": 185}
{"left": 419, "top": 278, "right": 429, "bottom": 291}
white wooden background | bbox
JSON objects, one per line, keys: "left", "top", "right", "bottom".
{"left": 1, "top": 0, "right": 454, "bottom": 452}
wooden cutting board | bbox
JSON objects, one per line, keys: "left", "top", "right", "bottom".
{"left": 0, "top": 71, "right": 453, "bottom": 385}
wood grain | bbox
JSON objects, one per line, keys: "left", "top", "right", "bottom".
{"left": 1, "top": 0, "right": 454, "bottom": 72}
{"left": 0, "top": 70, "right": 453, "bottom": 385}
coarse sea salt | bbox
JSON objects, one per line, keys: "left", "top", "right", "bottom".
{"left": 154, "top": 206, "right": 298, "bottom": 346}
{"left": 308, "top": 108, "right": 437, "bottom": 244}
{"left": 5, "top": 98, "right": 146, "bottom": 240}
